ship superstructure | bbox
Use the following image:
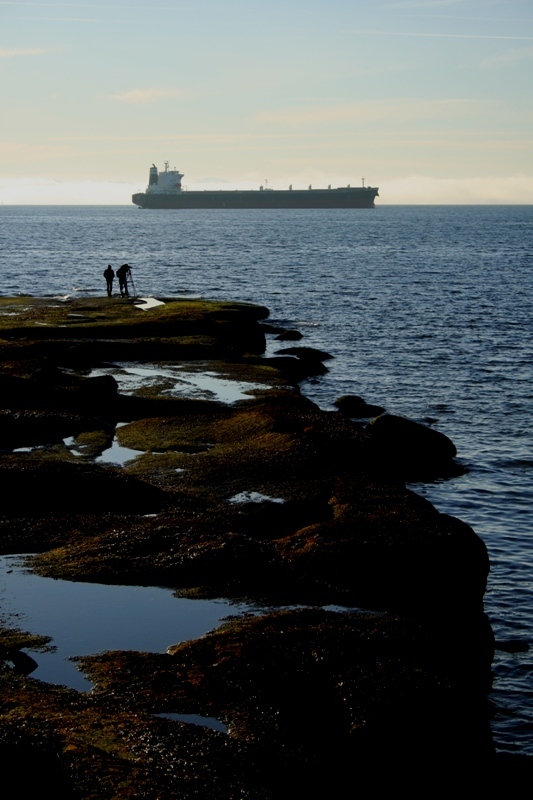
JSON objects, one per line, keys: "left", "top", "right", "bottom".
{"left": 145, "top": 162, "right": 184, "bottom": 196}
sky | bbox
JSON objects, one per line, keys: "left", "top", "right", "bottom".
{"left": 1, "top": 0, "right": 532, "bottom": 204}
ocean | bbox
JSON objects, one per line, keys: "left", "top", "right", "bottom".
{"left": 0, "top": 203, "right": 532, "bottom": 754}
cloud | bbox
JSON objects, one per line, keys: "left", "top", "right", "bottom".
{"left": 384, "top": 0, "right": 485, "bottom": 9}
{"left": 0, "top": 177, "right": 140, "bottom": 205}
{"left": 255, "top": 99, "right": 471, "bottom": 128}
{"left": 0, "top": 140, "right": 72, "bottom": 161}
{"left": 381, "top": 174, "right": 533, "bottom": 204}
{"left": 350, "top": 29, "right": 533, "bottom": 42}
{"left": 481, "top": 47, "right": 533, "bottom": 68}
{"left": 20, "top": 17, "right": 98, "bottom": 22}
{"left": 0, "top": 2, "right": 185, "bottom": 8}
{"left": 109, "top": 88, "right": 186, "bottom": 104}
{"left": 0, "top": 46, "right": 61, "bottom": 58}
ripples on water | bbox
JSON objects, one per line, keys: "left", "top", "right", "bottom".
{"left": 0, "top": 203, "right": 532, "bottom": 753}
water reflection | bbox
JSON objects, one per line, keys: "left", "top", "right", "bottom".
{"left": 95, "top": 438, "right": 145, "bottom": 466}
{"left": 0, "top": 556, "right": 253, "bottom": 692}
{"left": 92, "top": 363, "right": 270, "bottom": 404}
{"left": 229, "top": 491, "right": 284, "bottom": 505}
{"left": 156, "top": 713, "right": 228, "bottom": 734}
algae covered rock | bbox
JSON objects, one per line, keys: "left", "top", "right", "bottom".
{"left": 78, "top": 607, "right": 494, "bottom": 793}
{"left": 0, "top": 296, "right": 498, "bottom": 797}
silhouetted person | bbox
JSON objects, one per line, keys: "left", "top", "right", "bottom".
{"left": 116, "top": 263, "right": 131, "bottom": 297}
{"left": 103, "top": 265, "right": 115, "bottom": 297}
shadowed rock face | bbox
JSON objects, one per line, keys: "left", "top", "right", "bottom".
{"left": 0, "top": 457, "right": 167, "bottom": 514}
{"left": 367, "top": 412, "right": 461, "bottom": 479}
{"left": 334, "top": 393, "right": 386, "bottom": 418}
{"left": 0, "top": 296, "right": 507, "bottom": 796}
{"left": 0, "top": 409, "right": 109, "bottom": 449}
{"left": 76, "top": 607, "right": 495, "bottom": 794}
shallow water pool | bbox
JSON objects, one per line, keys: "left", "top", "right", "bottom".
{"left": 0, "top": 555, "right": 254, "bottom": 692}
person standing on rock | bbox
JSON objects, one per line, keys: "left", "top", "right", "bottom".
{"left": 116, "top": 264, "right": 131, "bottom": 297}
{"left": 103, "top": 265, "right": 115, "bottom": 297}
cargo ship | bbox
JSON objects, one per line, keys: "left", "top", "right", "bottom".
{"left": 132, "top": 162, "right": 379, "bottom": 209}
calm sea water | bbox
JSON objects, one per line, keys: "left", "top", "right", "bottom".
{"left": 0, "top": 204, "right": 532, "bottom": 754}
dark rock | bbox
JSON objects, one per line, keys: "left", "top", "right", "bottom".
{"left": 275, "top": 345, "right": 334, "bottom": 361}
{"left": 0, "top": 366, "right": 119, "bottom": 416}
{"left": 0, "top": 457, "right": 166, "bottom": 514}
{"left": 0, "top": 410, "right": 107, "bottom": 450}
{"left": 275, "top": 478, "right": 491, "bottom": 624}
{"left": 79, "top": 608, "right": 494, "bottom": 790}
{"left": 369, "top": 413, "right": 457, "bottom": 457}
{"left": 8, "top": 649, "right": 39, "bottom": 675}
{"left": 367, "top": 412, "right": 460, "bottom": 479}
{"left": 334, "top": 394, "right": 386, "bottom": 418}
{"left": 77, "top": 373, "right": 118, "bottom": 401}
{"left": 274, "top": 329, "right": 303, "bottom": 341}
{"left": 262, "top": 355, "right": 328, "bottom": 381}
{"left": 0, "top": 737, "right": 74, "bottom": 798}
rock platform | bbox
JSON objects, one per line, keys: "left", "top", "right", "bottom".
{"left": 0, "top": 295, "right": 523, "bottom": 796}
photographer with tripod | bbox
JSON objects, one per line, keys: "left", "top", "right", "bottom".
{"left": 116, "top": 263, "right": 134, "bottom": 297}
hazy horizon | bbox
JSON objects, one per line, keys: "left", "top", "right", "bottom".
{"left": 2, "top": 0, "right": 532, "bottom": 205}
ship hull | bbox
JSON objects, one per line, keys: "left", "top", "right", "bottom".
{"left": 132, "top": 187, "right": 378, "bottom": 210}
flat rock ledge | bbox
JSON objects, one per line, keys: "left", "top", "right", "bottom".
{"left": 0, "top": 296, "right": 527, "bottom": 796}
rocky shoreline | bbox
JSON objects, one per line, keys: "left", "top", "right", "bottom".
{"left": 0, "top": 295, "right": 526, "bottom": 795}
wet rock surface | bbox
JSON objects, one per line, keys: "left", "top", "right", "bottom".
{"left": 0, "top": 296, "right": 528, "bottom": 795}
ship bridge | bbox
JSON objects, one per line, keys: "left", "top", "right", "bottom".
{"left": 146, "top": 162, "right": 184, "bottom": 194}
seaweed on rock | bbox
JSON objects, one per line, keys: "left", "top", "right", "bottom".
{"left": 0, "top": 296, "right": 512, "bottom": 796}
